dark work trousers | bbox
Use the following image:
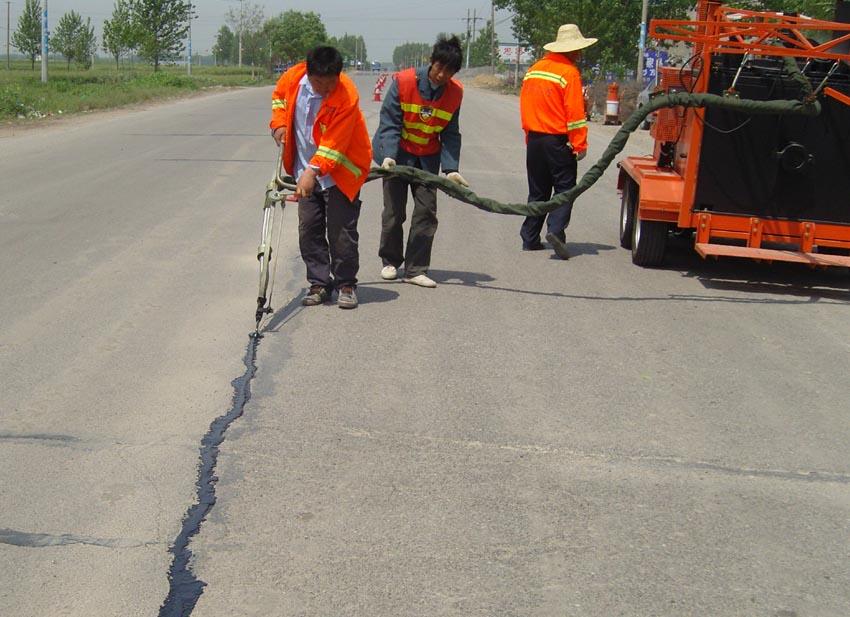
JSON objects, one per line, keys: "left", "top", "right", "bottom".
{"left": 378, "top": 176, "right": 438, "bottom": 278}
{"left": 520, "top": 132, "right": 578, "bottom": 248}
{"left": 298, "top": 185, "right": 361, "bottom": 290}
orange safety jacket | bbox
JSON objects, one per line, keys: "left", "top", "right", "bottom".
{"left": 396, "top": 68, "right": 463, "bottom": 156}
{"left": 520, "top": 53, "right": 588, "bottom": 154}
{"left": 269, "top": 63, "right": 372, "bottom": 202}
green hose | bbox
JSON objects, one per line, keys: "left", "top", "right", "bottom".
{"left": 366, "top": 92, "right": 821, "bottom": 218}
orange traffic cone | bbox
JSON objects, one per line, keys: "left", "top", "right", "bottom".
{"left": 373, "top": 86, "right": 382, "bottom": 102}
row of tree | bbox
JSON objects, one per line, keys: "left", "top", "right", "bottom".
{"left": 392, "top": 20, "right": 499, "bottom": 70}
{"left": 211, "top": 4, "right": 369, "bottom": 69}
{"left": 494, "top": 0, "right": 838, "bottom": 74}
{"left": 12, "top": 0, "right": 195, "bottom": 71}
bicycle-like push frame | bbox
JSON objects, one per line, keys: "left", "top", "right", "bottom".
{"left": 255, "top": 146, "right": 297, "bottom": 332}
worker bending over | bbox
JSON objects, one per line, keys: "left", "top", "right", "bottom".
{"left": 270, "top": 46, "right": 372, "bottom": 309}
{"left": 372, "top": 35, "right": 468, "bottom": 288}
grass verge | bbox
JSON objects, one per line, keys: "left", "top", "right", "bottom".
{"left": 1, "top": 61, "right": 273, "bottom": 122}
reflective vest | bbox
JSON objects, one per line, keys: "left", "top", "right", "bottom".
{"left": 520, "top": 53, "right": 589, "bottom": 154}
{"left": 396, "top": 68, "right": 463, "bottom": 156}
{"left": 269, "top": 63, "right": 372, "bottom": 202}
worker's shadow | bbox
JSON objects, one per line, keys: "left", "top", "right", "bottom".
{"left": 429, "top": 270, "right": 497, "bottom": 285}
{"left": 262, "top": 286, "right": 400, "bottom": 333}
{"left": 548, "top": 241, "right": 617, "bottom": 260}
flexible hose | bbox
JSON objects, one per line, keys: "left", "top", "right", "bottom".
{"left": 366, "top": 93, "right": 821, "bottom": 217}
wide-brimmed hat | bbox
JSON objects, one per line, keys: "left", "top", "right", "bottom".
{"left": 543, "top": 24, "right": 598, "bottom": 53}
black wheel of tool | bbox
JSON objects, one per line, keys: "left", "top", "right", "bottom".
{"left": 619, "top": 178, "right": 637, "bottom": 249}
{"left": 631, "top": 209, "right": 668, "bottom": 267}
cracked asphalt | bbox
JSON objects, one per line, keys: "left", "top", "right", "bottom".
{"left": 1, "top": 75, "right": 849, "bottom": 617}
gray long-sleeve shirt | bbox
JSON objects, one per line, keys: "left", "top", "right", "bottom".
{"left": 371, "top": 65, "right": 462, "bottom": 174}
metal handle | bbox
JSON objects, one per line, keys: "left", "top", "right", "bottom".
{"left": 274, "top": 143, "right": 297, "bottom": 191}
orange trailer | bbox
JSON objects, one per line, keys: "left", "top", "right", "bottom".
{"left": 617, "top": 0, "right": 850, "bottom": 268}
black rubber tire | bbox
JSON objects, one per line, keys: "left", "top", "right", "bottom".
{"left": 631, "top": 211, "right": 668, "bottom": 267}
{"left": 619, "top": 178, "right": 637, "bottom": 249}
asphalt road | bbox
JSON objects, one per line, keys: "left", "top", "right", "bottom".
{"left": 1, "top": 75, "right": 849, "bottom": 617}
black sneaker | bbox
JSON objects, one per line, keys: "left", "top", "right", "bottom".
{"left": 302, "top": 285, "right": 329, "bottom": 306}
{"left": 337, "top": 285, "right": 358, "bottom": 309}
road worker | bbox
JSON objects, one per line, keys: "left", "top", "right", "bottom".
{"left": 270, "top": 46, "right": 372, "bottom": 309}
{"left": 372, "top": 35, "right": 468, "bottom": 288}
{"left": 519, "top": 24, "right": 597, "bottom": 258}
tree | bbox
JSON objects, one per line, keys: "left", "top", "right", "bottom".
{"left": 103, "top": 0, "right": 138, "bottom": 69}
{"left": 212, "top": 25, "right": 235, "bottom": 65}
{"left": 133, "top": 0, "right": 192, "bottom": 71}
{"left": 11, "top": 0, "right": 41, "bottom": 70}
{"left": 76, "top": 17, "right": 97, "bottom": 69}
{"left": 53, "top": 11, "right": 83, "bottom": 69}
{"left": 225, "top": 1, "right": 265, "bottom": 66}
{"left": 265, "top": 10, "right": 327, "bottom": 65}
{"left": 392, "top": 42, "right": 430, "bottom": 69}
{"left": 329, "top": 33, "right": 367, "bottom": 67}
{"left": 494, "top": 0, "right": 692, "bottom": 73}
{"left": 242, "top": 28, "right": 268, "bottom": 67}
{"left": 469, "top": 19, "right": 498, "bottom": 68}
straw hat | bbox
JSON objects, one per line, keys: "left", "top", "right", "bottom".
{"left": 543, "top": 24, "right": 598, "bottom": 53}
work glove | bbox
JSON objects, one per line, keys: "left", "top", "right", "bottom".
{"left": 446, "top": 171, "right": 469, "bottom": 187}
{"left": 381, "top": 157, "right": 396, "bottom": 170}
{"left": 576, "top": 150, "right": 587, "bottom": 161}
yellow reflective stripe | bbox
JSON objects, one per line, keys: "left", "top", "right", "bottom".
{"left": 402, "top": 120, "right": 444, "bottom": 134}
{"left": 315, "top": 146, "right": 361, "bottom": 178}
{"left": 272, "top": 98, "right": 286, "bottom": 109}
{"left": 523, "top": 71, "right": 567, "bottom": 88}
{"left": 401, "top": 129, "right": 430, "bottom": 145}
{"left": 567, "top": 119, "right": 588, "bottom": 130}
{"left": 400, "top": 102, "right": 454, "bottom": 121}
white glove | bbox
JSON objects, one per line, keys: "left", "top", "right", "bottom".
{"left": 381, "top": 157, "right": 396, "bottom": 170}
{"left": 446, "top": 171, "right": 469, "bottom": 187}
{"left": 576, "top": 150, "right": 587, "bottom": 161}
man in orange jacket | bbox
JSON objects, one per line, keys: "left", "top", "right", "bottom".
{"left": 270, "top": 46, "right": 372, "bottom": 309}
{"left": 519, "top": 24, "right": 597, "bottom": 259}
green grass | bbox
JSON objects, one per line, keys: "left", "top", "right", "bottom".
{"left": 0, "top": 60, "right": 274, "bottom": 121}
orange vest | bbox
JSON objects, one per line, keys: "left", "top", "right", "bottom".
{"left": 520, "top": 53, "right": 588, "bottom": 154}
{"left": 396, "top": 68, "right": 463, "bottom": 156}
{"left": 269, "top": 63, "right": 372, "bottom": 202}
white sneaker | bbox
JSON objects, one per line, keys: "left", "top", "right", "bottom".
{"left": 403, "top": 274, "right": 437, "bottom": 288}
{"left": 381, "top": 265, "right": 398, "bottom": 280}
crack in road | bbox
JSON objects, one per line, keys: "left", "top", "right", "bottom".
{"left": 158, "top": 332, "right": 261, "bottom": 617}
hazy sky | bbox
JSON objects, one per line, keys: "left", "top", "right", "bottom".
{"left": 2, "top": 0, "right": 518, "bottom": 62}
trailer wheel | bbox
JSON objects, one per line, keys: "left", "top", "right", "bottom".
{"left": 619, "top": 178, "right": 637, "bottom": 249}
{"left": 631, "top": 213, "right": 668, "bottom": 267}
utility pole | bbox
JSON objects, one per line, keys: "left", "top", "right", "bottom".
{"left": 186, "top": 4, "right": 195, "bottom": 76}
{"left": 238, "top": 0, "right": 243, "bottom": 67}
{"left": 490, "top": 1, "right": 496, "bottom": 73}
{"left": 465, "top": 8, "right": 470, "bottom": 69}
{"left": 40, "top": 0, "right": 46, "bottom": 82}
{"left": 636, "top": 0, "right": 649, "bottom": 83}
{"left": 6, "top": 1, "right": 11, "bottom": 70}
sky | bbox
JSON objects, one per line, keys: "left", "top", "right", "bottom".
{"left": 1, "top": 0, "right": 518, "bottom": 63}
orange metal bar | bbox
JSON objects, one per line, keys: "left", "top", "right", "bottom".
{"left": 747, "top": 218, "right": 763, "bottom": 248}
{"left": 695, "top": 243, "right": 850, "bottom": 267}
{"left": 825, "top": 87, "right": 850, "bottom": 107}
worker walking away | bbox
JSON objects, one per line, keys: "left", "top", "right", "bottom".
{"left": 519, "top": 24, "right": 597, "bottom": 259}
{"left": 372, "top": 35, "right": 468, "bottom": 288}
{"left": 270, "top": 46, "right": 372, "bottom": 309}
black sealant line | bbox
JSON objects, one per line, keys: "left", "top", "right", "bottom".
{"left": 158, "top": 332, "right": 262, "bottom": 617}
